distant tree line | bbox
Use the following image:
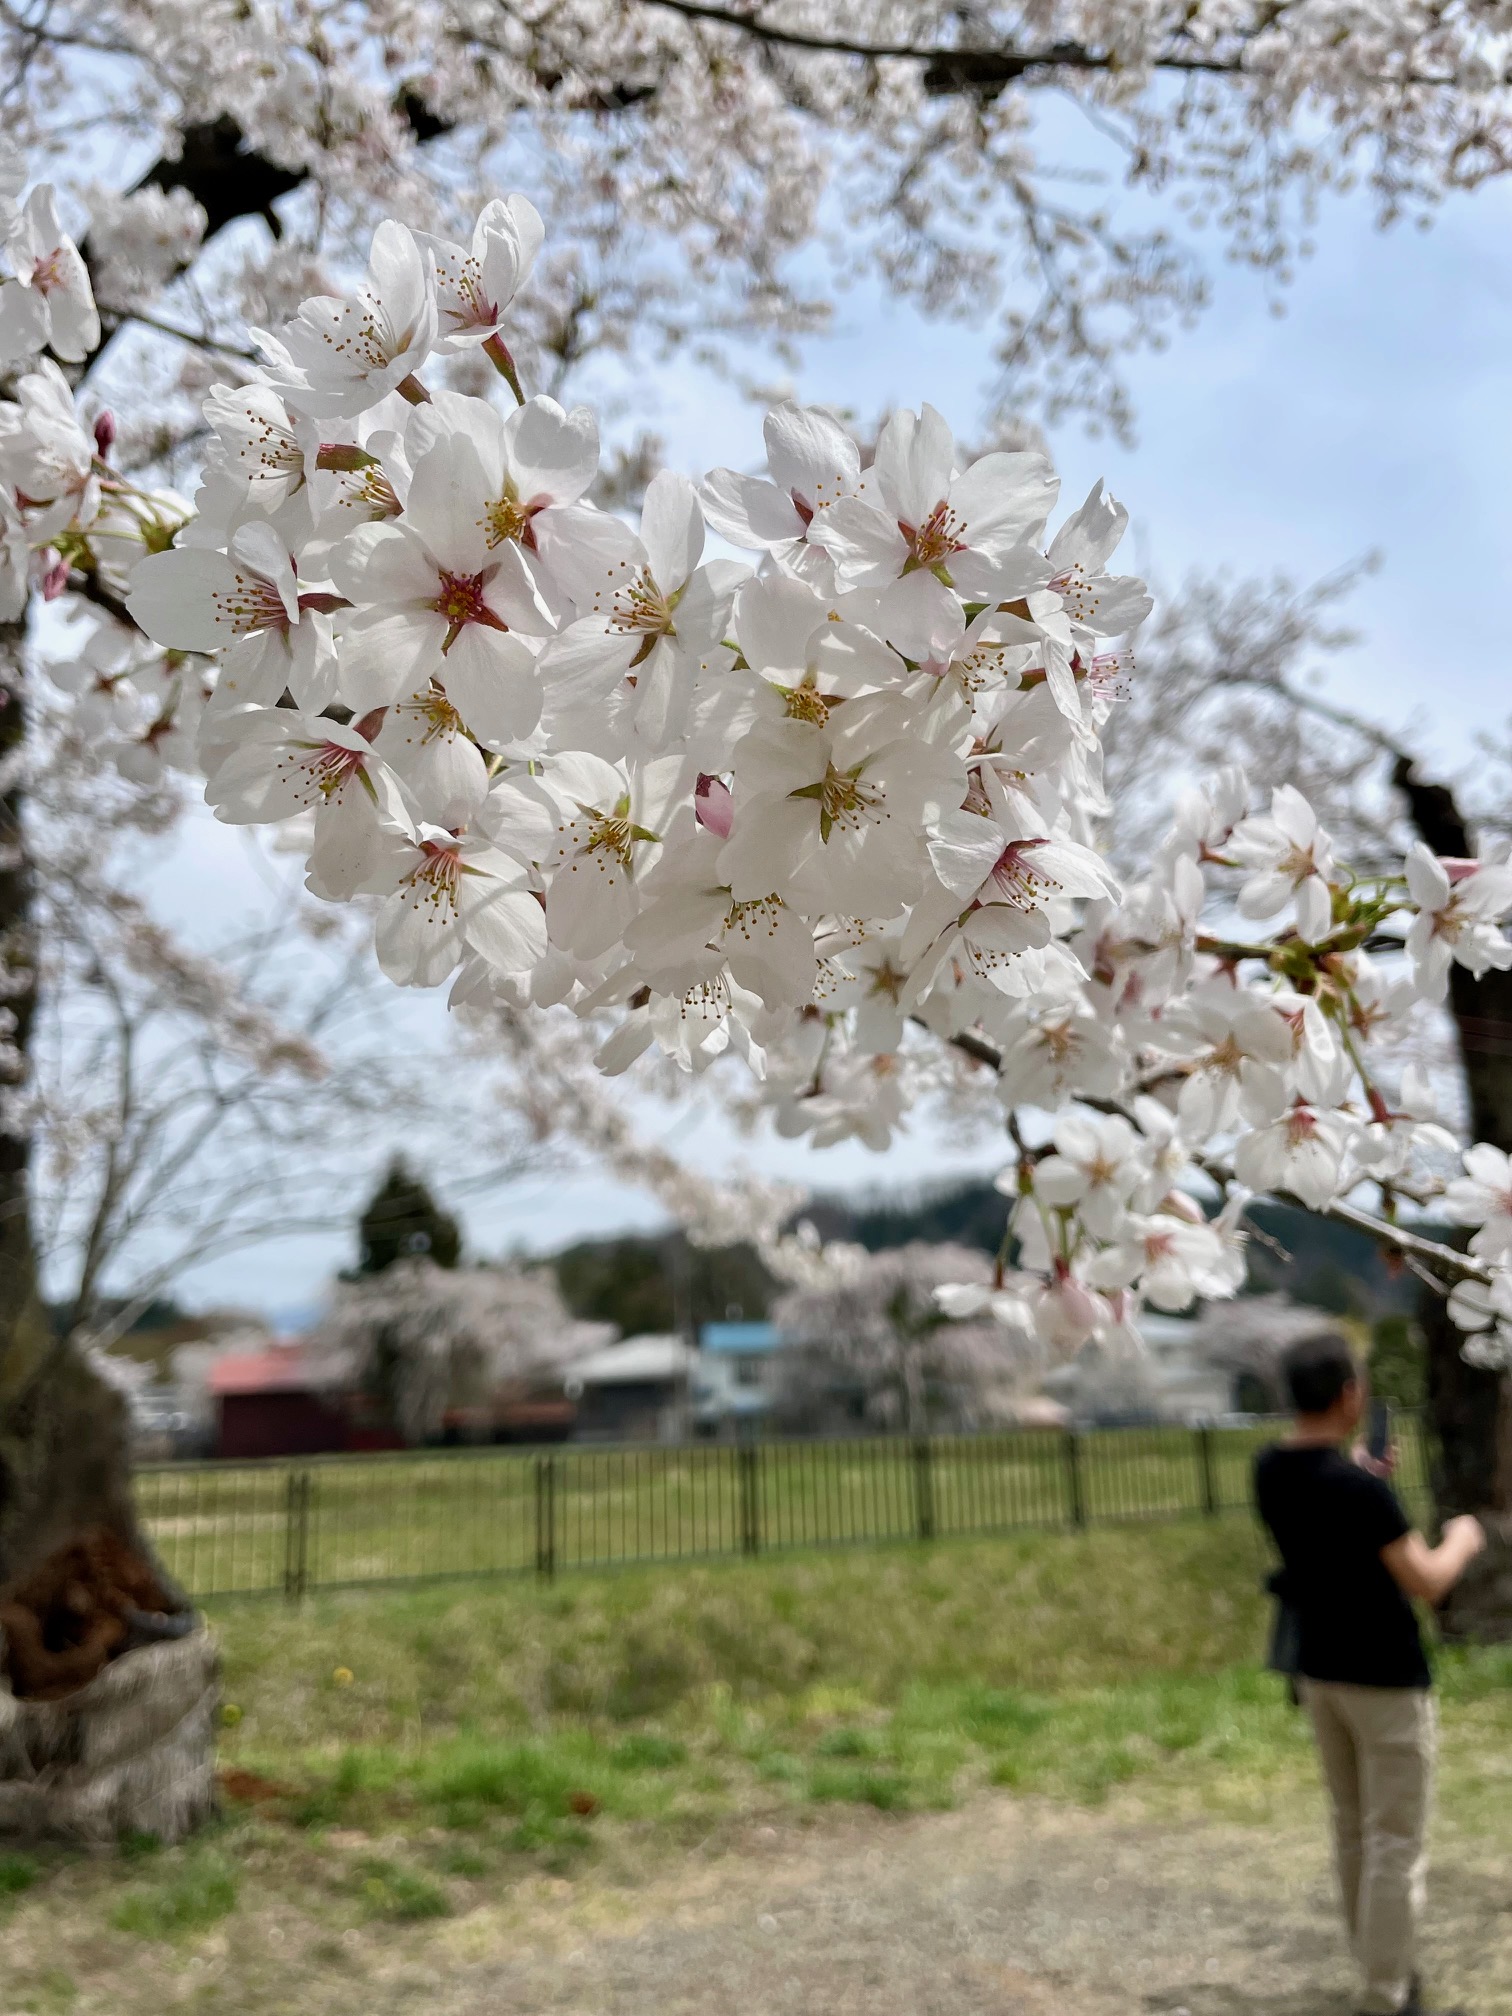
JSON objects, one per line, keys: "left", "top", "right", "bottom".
{"left": 548, "top": 1180, "right": 1435, "bottom": 1338}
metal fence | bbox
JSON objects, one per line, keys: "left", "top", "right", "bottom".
{"left": 133, "top": 1413, "right": 1434, "bottom": 1603}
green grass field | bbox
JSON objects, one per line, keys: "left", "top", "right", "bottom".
{"left": 7, "top": 1501, "right": 1500, "bottom": 2016}
{"left": 133, "top": 1418, "right": 1435, "bottom": 1599}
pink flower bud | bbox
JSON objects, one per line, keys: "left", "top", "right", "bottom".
{"left": 39, "top": 552, "right": 70, "bottom": 601}
{"left": 1156, "top": 1190, "right": 1205, "bottom": 1225}
{"left": 695, "top": 773, "right": 734, "bottom": 839}
{"left": 1035, "top": 1264, "right": 1103, "bottom": 1356}
{"left": 93, "top": 411, "right": 117, "bottom": 457}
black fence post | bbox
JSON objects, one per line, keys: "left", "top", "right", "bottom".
{"left": 1063, "top": 1429, "right": 1086, "bottom": 1530}
{"left": 1197, "top": 1424, "right": 1219, "bottom": 1515}
{"left": 739, "top": 1439, "right": 761, "bottom": 1556}
{"left": 912, "top": 1435, "right": 936, "bottom": 1542}
{"left": 283, "top": 1468, "right": 310, "bottom": 1603}
{"left": 535, "top": 1454, "right": 557, "bottom": 1580}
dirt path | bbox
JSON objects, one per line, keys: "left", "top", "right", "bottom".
{"left": 14, "top": 1787, "right": 1510, "bottom": 2013}
{"left": 358, "top": 1795, "right": 1509, "bottom": 2016}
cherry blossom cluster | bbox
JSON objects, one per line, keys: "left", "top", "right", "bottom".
{"left": 92, "top": 203, "right": 1147, "bottom": 1061}
{"left": 4, "top": 164, "right": 1511, "bottom": 1377}
{"left": 918, "top": 775, "right": 1512, "bottom": 1365}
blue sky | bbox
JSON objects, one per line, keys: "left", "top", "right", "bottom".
{"left": 138, "top": 159, "right": 1512, "bottom": 1322}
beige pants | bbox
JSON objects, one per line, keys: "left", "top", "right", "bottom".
{"left": 1300, "top": 1679, "right": 1437, "bottom": 2015}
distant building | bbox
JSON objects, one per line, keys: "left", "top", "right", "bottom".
{"left": 209, "top": 1342, "right": 353, "bottom": 1460}
{"left": 565, "top": 1334, "right": 694, "bottom": 1442}
{"left": 693, "top": 1320, "right": 787, "bottom": 1436}
{"left": 439, "top": 1377, "right": 576, "bottom": 1446}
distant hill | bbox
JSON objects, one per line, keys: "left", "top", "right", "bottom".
{"left": 550, "top": 1178, "right": 1434, "bottom": 1334}
{"left": 806, "top": 1180, "right": 1430, "bottom": 1319}
{"left": 799, "top": 1180, "right": 1013, "bottom": 1256}
{"left": 54, "top": 1297, "right": 261, "bottom": 1373}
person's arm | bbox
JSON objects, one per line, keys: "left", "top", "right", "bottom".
{"left": 1381, "top": 1514, "right": 1487, "bottom": 1606}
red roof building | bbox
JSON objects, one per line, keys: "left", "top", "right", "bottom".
{"left": 210, "top": 1343, "right": 355, "bottom": 1460}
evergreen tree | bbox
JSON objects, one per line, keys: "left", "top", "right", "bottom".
{"left": 355, "top": 1162, "right": 462, "bottom": 1277}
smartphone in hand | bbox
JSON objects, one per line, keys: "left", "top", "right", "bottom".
{"left": 1366, "top": 1398, "right": 1392, "bottom": 1465}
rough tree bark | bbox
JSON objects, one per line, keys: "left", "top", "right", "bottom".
{"left": 0, "top": 617, "right": 172, "bottom": 1596}
{"left": 1392, "top": 757, "right": 1512, "bottom": 1639}
{"left": 0, "top": 624, "right": 217, "bottom": 1852}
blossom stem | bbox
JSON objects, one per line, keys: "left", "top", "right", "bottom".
{"left": 482, "top": 332, "right": 526, "bottom": 405}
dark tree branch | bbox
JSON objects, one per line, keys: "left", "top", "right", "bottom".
{"left": 78, "top": 93, "right": 456, "bottom": 364}
{"left": 66, "top": 571, "right": 134, "bottom": 633}
{"left": 132, "top": 114, "right": 307, "bottom": 241}
{"left": 638, "top": 0, "right": 1459, "bottom": 94}
{"left": 1392, "top": 753, "right": 1472, "bottom": 858}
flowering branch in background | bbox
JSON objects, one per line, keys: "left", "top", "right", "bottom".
{"left": 13, "top": 3, "right": 1512, "bottom": 438}
{"left": 4, "top": 144, "right": 1512, "bottom": 1393}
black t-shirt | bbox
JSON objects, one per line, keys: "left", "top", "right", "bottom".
{"left": 1254, "top": 1443, "right": 1430, "bottom": 1689}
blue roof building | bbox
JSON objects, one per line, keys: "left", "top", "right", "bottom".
{"left": 693, "top": 1321, "right": 789, "bottom": 1435}
{"left": 699, "top": 1321, "right": 782, "bottom": 1356}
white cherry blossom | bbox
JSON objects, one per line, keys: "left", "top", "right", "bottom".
{"left": 202, "top": 383, "right": 310, "bottom": 501}
{"left": 414, "top": 196, "right": 544, "bottom": 354}
{"left": 701, "top": 401, "right": 861, "bottom": 577}
{"left": 1084, "top": 1212, "right": 1230, "bottom": 1313}
{"left": 13, "top": 159, "right": 1506, "bottom": 1395}
{"left": 530, "top": 750, "right": 690, "bottom": 960}
{"left": 127, "top": 519, "right": 337, "bottom": 712}
{"left": 1444, "top": 1143, "right": 1512, "bottom": 1262}
{"left": 537, "top": 471, "right": 739, "bottom": 752}
{"left": 1404, "top": 843, "right": 1512, "bottom": 1000}
{"left": 328, "top": 436, "right": 554, "bottom": 725}
{"left": 1229, "top": 784, "right": 1336, "bottom": 940}
{"left": 1161, "top": 984, "right": 1294, "bottom": 1136}
{"left": 719, "top": 694, "right": 956, "bottom": 917}
{"left": 1232, "top": 1100, "right": 1353, "bottom": 1211}
{"left": 202, "top": 707, "right": 412, "bottom": 901}
{"left": 368, "top": 827, "right": 547, "bottom": 988}
{"left": 0, "top": 360, "right": 98, "bottom": 539}
{"left": 5, "top": 184, "right": 98, "bottom": 361}
{"left": 808, "top": 404, "right": 1056, "bottom": 657}
{"left": 1031, "top": 1111, "right": 1145, "bottom": 1238}
{"left": 258, "top": 222, "right": 438, "bottom": 420}
{"left": 371, "top": 683, "right": 491, "bottom": 828}
{"left": 0, "top": 275, "right": 48, "bottom": 366}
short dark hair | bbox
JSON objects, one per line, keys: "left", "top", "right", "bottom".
{"left": 1281, "top": 1331, "right": 1361, "bottom": 1416}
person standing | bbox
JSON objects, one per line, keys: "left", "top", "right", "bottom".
{"left": 1255, "top": 1330, "right": 1486, "bottom": 2016}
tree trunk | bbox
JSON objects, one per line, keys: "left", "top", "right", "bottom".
{"left": 0, "top": 621, "right": 212, "bottom": 1846}
{"left": 1394, "top": 757, "right": 1512, "bottom": 1638}
{"left": 0, "top": 618, "right": 165, "bottom": 1591}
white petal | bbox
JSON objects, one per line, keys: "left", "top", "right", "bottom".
{"left": 763, "top": 402, "right": 860, "bottom": 507}
{"left": 1296, "top": 874, "right": 1333, "bottom": 941}
{"left": 503, "top": 396, "right": 599, "bottom": 507}
{"left": 700, "top": 470, "right": 804, "bottom": 549}
{"left": 640, "top": 470, "right": 703, "bottom": 592}
{"left": 126, "top": 547, "right": 244, "bottom": 650}
{"left": 1405, "top": 841, "right": 1450, "bottom": 912}
{"left": 461, "top": 878, "right": 547, "bottom": 974}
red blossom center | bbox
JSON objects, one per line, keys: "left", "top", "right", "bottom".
{"left": 432, "top": 570, "right": 509, "bottom": 652}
